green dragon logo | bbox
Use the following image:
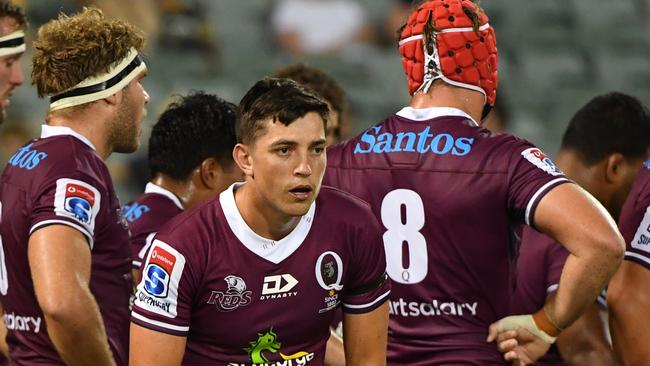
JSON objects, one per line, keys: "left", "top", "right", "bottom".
{"left": 245, "top": 328, "right": 310, "bottom": 364}
{"left": 245, "top": 328, "right": 281, "bottom": 364}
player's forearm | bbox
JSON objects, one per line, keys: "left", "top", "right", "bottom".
{"left": 325, "top": 329, "right": 345, "bottom": 366}
{"left": 548, "top": 248, "right": 621, "bottom": 329}
{"left": 43, "top": 287, "right": 115, "bottom": 366}
{"left": 608, "top": 263, "right": 650, "bottom": 366}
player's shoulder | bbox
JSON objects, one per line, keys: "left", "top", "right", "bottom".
{"left": 317, "top": 185, "right": 374, "bottom": 219}
{"left": 154, "top": 195, "right": 223, "bottom": 246}
{"left": 123, "top": 192, "right": 181, "bottom": 228}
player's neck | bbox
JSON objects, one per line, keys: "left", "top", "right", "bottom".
{"left": 555, "top": 150, "right": 611, "bottom": 211}
{"left": 150, "top": 174, "right": 190, "bottom": 209}
{"left": 409, "top": 84, "right": 484, "bottom": 123}
{"left": 46, "top": 110, "right": 112, "bottom": 160}
{"left": 234, "top": 183, "right": 301, "bottom": 241}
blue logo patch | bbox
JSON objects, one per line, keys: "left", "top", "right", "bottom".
{"left": 144, "top": 264, "right": 169, "bottom": 297}
{"left": 65, "top": 197, "right": 92, "bottom": 223}
{"left": 353, "top": 126, "right": 474, "bottom": 156}
{"left": 8, "top": 143, "right": 47, "bottom": 170}
{"left": 644, "top": 159, "right": 650, "bottom": 170}
{"left": 122, "top": 203, "right": 150, "bottom": 222}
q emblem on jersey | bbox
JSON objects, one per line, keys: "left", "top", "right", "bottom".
{"left": 315, "top": 251, "right": 343, "bottom": 291}
{"left": 54, "top": 178, "right": 101, "bottom": 233}
{"left": 521, "top": 148, "right": 563, "bottom": 176}
{"left": 135, "top": 240, "right": 186, "bottom": 318}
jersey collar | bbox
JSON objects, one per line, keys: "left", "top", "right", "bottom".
{"left": 144, "top": 182, "right": 184, "bottom": 210}
{"left": 40, "top": 124, "right": 98, "bottom": 151}
{"left": 396, "top": 106, "right": 478, "bottom": 126}
{"left": 219, "top": 182, "right": 316, "bottom": 264}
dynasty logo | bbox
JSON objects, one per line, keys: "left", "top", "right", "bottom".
{"left": 207, "top": 275, "right": 252, "bottom": 312}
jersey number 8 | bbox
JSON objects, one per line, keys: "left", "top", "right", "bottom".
{"left": 381, "top": 189, "right": 428, "bottom": 284}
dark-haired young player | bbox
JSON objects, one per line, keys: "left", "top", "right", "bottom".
{"left": 130, "top": 78, "right": 390, "bottom": 366}
{"left": 123, "top": 92, "right": 242, "bottom": 284}
{"left": 324, "top": 0, "right": 624, "bottom": 364}
{"left": 0, "top": 7, "right": 148, "bottom": 366}
{"left": 511, "top": 92, "right": 650, "bottom": 366}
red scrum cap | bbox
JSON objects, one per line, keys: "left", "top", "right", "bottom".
{"left": 399, "top": 0, "right": 498, "bottom": 112}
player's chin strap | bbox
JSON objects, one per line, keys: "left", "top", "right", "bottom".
{"left": 49, "top": 48, "right": 147, "bottom": 111}
{"left": 0, "top": 30, "right": 25, "bottom": 57}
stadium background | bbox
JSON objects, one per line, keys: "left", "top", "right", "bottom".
{"left": 1, "top": 0, "right": 649, "bottom": 201}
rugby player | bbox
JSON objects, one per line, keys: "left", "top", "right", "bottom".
{"left": 511, "top": 92, "right": 650, "bottom": 366}
{"left": 272, "top": 63, "right": 349, "bottom": 364}
{"left": 123, "top": 92, "right": 242, "bottom": 284}
{"left": 323, "top": 0, "right": 624, "bottom": 364}
{"left": 130, "top": 78, "right": 390, "bottom": 366}
{"left": 0, "top": 8, "right": 148, "bottom": 365}
{"left": 272, "top": 63, "right": 347, "bottom": 145}
{"left": 608, "top": 111, "right": 650, "bottom": 365}
{"left": 0, "top": 1, "right": 25, "bottom": 126}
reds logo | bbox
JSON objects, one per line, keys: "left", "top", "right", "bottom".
{"left": 207, "top": 275, "right": 252, "bottom": 312}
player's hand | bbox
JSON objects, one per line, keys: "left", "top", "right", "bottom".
{"left": 487, "top": 315, "right": 553, "bottom": 365}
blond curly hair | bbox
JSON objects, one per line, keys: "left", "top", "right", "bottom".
{"left": 32, "top": 7, "right": 144, "bottom": 98}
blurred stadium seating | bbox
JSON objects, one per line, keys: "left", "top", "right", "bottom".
{"left": 4, "top": 0, "right": 650, "bottom": 200}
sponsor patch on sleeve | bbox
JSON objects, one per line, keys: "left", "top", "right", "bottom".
{"left": 54, "top": 178, "right": 101, "bottom": 234}
{"left": 134, "top": 239, "right": 186, "bottom": 318}
{"left": 631, "top": 206, "right": 650, "bottom": 254}
{"left": 521, "top": 148, "right": 563, "bottom": 176}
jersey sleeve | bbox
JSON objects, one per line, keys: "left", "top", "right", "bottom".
{"left": 341, "top": 210, "right": 391, "bottom": 314}
{"left": 29, "top": 175, "right": 104, "bottom": 249}
{"left": 130, "top": 231, "right": 155, "bottom": 270}
{"left": 506, "top": 141, "right": 572, "bottom": 227}
{"left": 131, "top": 236, "right": 198, "bottom": 336}
{"left": 620, "top": 203, "right": 650, "bottom": 269}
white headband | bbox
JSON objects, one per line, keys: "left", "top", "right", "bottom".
{"left": 0, "top": 30, "right": 25, "bottom": 57}
{"left": 49, "top": 48, "right": 147, "bottom": 111}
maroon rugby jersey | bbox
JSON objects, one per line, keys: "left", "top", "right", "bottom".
{"left": 0, "top": 125, "right": 132, "bottom": 365}
{"left": 324, "top": 107, "right": 571, "bottom": 365}
{"left": 619, "top": 164, "right": 650, "bottom": 269}
{"left": 510, "top": 227, "right": 568, "bottom": 366}
{"left": 123, "top": 183, "right": 183, "bottom": 269}
{"left": 131, "top": 183, "right": 390, "bottom": 365}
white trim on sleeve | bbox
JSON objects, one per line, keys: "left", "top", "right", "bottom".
{"left": 525, "top": 178, "right": 570, "bottom": 226}
{"left": 131, "top": 312, "right": 190, "bottom": 332}
{"left": 343, "top": 290, "right": 391, "bottom": 310}
{"left": 30, "top": 219, "right": 94, "bottom": 250}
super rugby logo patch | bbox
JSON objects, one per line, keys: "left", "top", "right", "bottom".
{"left": 135, "top": 240, "right": 186, "bottom": 318}
{"left": 53, "top": 178, "right": 101, "bottom": 233}
{"left": 521, "top": 148, "right": 563, "bottom": 176}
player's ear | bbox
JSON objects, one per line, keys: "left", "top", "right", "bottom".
{"left": 103, "top": 92, "right": 120, "bottom": 107}
{"left": 604, "top": 153, "right": 625, "bottom": 184}
{"left": 198, "top": 158, "right": 220, "bottom": 190}
{"left": 233, "top": 143, "right": 254, "bottom": 178}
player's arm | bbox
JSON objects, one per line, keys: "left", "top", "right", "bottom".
{"left": 130, "top": 323, "right": 186, "bottom": 366}
{"left": 554, "top": 298, "right": 616, "bottom": 365}
{"left": 28, "top": 225, "right": 116, "bottom": 366}
{"left": 535, "top": 184, "right": 623, "bottom": 332}
{"left": 490, "top": 184, "right": 624, "bottom": 362}
{"left": 0, "top": 303, "right": 8, "bottom": 357}
{"left": 343, "top": 302, "right": 388, "bottom": 366}
{"left": 325, "top": 328, "right": 345, "bottom": 366}
{"left": 608, "top": 260, "right": 650, "bottom": 366}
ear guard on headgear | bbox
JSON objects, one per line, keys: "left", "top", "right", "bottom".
{"left": 398, "top": 0, "right": 498, "bottom": 118}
